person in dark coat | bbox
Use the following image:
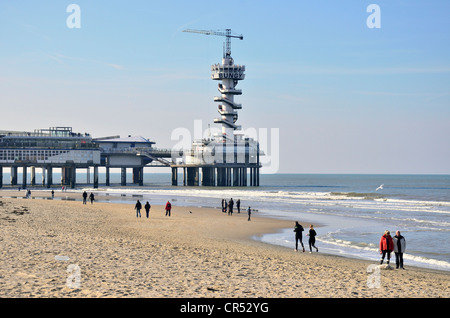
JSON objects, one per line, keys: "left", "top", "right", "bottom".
{"left": 82, "top": 191, "right": 87, "bottom": 204}
{"left": 228, "top": 198, "right": 234, "bottom": 216}
{"left": 393, "top": 230, "right": 406, "bottom": 269}
{"left": 135, "top": 200, "right": 142, "bottom": 218}
{"left": 307, "top": 224, "right": 319, "bottom": 253}
{"left": 294, "top": 221, "right": 305, "bottom": 252}
{"left": 144, "top": 201, "right": 151, "bottom": 219}
{"left": 89, "top": 192, "right": 95, "bottom": 204}
{"left": 379, "top": 230, "right": 394, "bottom": 265}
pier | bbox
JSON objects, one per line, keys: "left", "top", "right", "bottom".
{"left": 1, "top": 29, "right": 263, "bottom": 189}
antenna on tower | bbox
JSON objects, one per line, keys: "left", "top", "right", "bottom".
{"left": 183, "top": 28, "right": 243, "bottom": 57}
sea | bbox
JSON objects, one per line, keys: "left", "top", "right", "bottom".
{"left": 2, "top": 172, "right": 450, "bottom": 272}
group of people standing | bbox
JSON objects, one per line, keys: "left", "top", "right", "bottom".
{"left": 134, "top": 200, "right": 172, "bottom": 218}
{"left": 82, "top": 191, "right": 95, "bottom": 204}
{"left": 293, "top": 221, "right": 319, "bottom": 253}
{"left": 379, "top": 230, "right": 407, "bottom": 269}
{"left": 221, "top": 198, "right": 241, "bottom": 215}
{"left": 221, "top": 198, "right": 252, "bottom": 221}
{"left": 293, "top": 222, "right": 407, "bottom": 269}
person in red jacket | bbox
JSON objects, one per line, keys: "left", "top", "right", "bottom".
{"left": 165, "top": 201, "right": 172, "bottom": 217}
{"left": 379, "top": 230, "right": 394, "bottom": 265}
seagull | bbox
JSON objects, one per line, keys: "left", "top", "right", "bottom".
{"left": 376, "top": 184, "right": 384, "bottom": 191}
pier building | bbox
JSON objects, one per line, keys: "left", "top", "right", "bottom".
{"left": 0, "top": 127, "right": 100, "bottom": 189}
{"left": 0, "top": 127, "right": 171, "bottom": 189}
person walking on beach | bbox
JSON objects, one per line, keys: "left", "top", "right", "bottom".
{"left": 379, "top": 230, "right": 394, "bottom": 265}
{"left": 82, "top": 191, "right": 87, "bottom": 204}
{"left": 135, "top": 200, "right": 142, "bottom": 218}
{"left": 221, "top": 199, "right": 225, "bottom": 213}
{"left": 89, "top": 192, "right": 95, "bottom": 204}
{"left": 247, "top": 206, "right": 251, "bottom": 221}
{"left": 223, "top": 200, "right": 228, "bottom": 213}
{"left": 51, "top": 190, "right": 54, "bottom": 200}
{"left": 228, "top": 198, "right": 234, "bottom": 216}
{"left": 237, "top": 199, "right": 241, "bottom": 213}
{"left": 294, "top": 221, "right": 305, "bottom": 252}
{"left": 393, "top": 230, "right": 406, "bottom": 269}
{"left": 144, "top": 201, "right": 151, "bottom": 219}
{"left": 307, "top": 224, "right": 319, "bottom": 253}
{"left": 165, "top": 200, "right": 172, "bottom": 217}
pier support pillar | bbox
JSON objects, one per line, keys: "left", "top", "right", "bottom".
{"left": 31, "top": 167, "right": 36, "bottom": 186}
{"left": 93, "top": 166, "right": 98, "bottom": 189}
{"left": 70, "top": 166, "right": 76, "bottom": 189}
{"left": 186, "top": 167, "right": 199, "bottom": 186}
{"left": 46, "top": 167, "right": 53, "bottom": 188}
{"left": 121, "top": 167, "right": 127, "bottom": 186}
{"left": 216, "top": 168, "right": 223, "bottom": 186}
{"left": 183, "top": 167, "right": 186, "bottom": 186}
{"left": 0, "top": 167, "right": 3, "bottom": 188}
{"left": 11, "top": 167, "right": 17, "bottom": 186}
{"left": 22, "top": 166, "right": 27, "bottom": 189}
{"left": 132, "top": 167, "right": 139, "bottom": 184}
{"left": 133, "top": 167, "right": 144, "bottom": 186}
{"left": 41, "top": 167, "right": 46, "bottom": 186}
{"left": 105, "top": 167, "right": 110, "bottom": 186}
{"left": 233, "top": 168, "right": 239, "bottom": 186}
{"left": 202, "top": 167, "right": 214, "bottom": 186}
{"left": 256, "top": 167, "right": 259, "bottom": 187}
{"left": 194, "top": 167, "right": 199, "bottom": 186}
{"left": 171, "top": 167, "right": 178, "bottom": 186}
{"left": 61, "top": 167, "right": 69, "bottom": 186}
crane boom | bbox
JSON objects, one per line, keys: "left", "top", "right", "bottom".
{"left": 183, "top": 28, "right": 243, "bottom": 57}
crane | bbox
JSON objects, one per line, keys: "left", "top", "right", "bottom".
{"left": 183, "top": 29, "right": 243, "bottom": 57}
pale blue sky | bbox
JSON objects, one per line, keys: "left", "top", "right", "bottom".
{"left": 1, "top": 1, "right": 449, "bottom": 174}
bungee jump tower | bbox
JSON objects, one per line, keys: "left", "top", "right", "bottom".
{"left": 171, "top": 29, "right": 261, "bottom": 187}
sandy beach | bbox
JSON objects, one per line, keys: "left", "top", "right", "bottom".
{"left": 0, "top": 190, "right": 449, "bottom": 298}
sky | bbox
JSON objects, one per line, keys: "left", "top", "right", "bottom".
{"left": 0, "top": 0, "right": 449, "bottom": 174}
